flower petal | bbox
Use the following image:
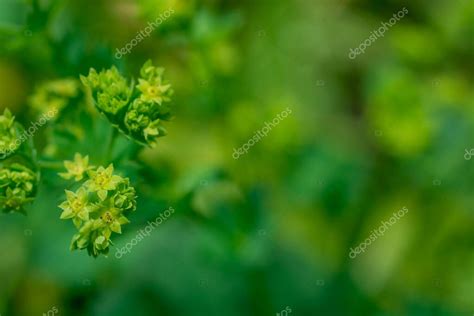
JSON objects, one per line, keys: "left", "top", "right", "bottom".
{"left": 97, "top": 190, "right": 108, "bottom": 201}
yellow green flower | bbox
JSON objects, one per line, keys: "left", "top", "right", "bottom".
{"left": 59, "top": 153, "right": 92, "bottom": 181}
{"left": 1, "top": 187, "right": 34, "bottom": 213}
{"left": 124, "top": 99, "right": 169, "bottom": 146}
{"left": 85, "top": 165, "right": 122, "bottom": 200}
{"left": 58, "top": 158, "right": 137, "bottom": 258}
{"left": 80, "top": 61, "right": 173, "bottom": 148}
{"left": 0, "top": 108, "right": 22, "bottom": 158}
{"left": 137, "top": 78, "right": 172, "bottom": 105}
{"left": 59, "top": 187, "right": 95, "bottom": 228}
{"left": 97, "top": 197, "right": 130, "bottom": 235}
{"left": 80, "top": 67, "right": 131, "bottom": 119}
{"left": 29, "top": 79, "right": 79, "bottom": 115}
{"left": 0, "top": 164, "right": 38, "bottom": 214}
{"left": 137, "top": 60, "right": 173, "bottom": 105}
{"left": 114, "top": 178, "right": 137, "bottom": 211}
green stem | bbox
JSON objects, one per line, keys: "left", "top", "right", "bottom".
{"left": 38, "top": 160, "right": 64, "bottom": 170}
{"left": 104, "top": 127, "right": 119, "bottom": 164}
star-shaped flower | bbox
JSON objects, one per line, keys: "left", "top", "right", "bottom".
{"left": 137, "top": 78, "right": 172, "bottom": 105}
{"left": 59, "top": 153, "right": 93, "bottom": 181}
{"left": 58, "top": 160, "right": 137, "bottom": 257}
{"left": 85, "top": 164, "right": 122, "bottom": 201}
{"left": 96, "top": 197, "right": 130, "bottom": 235}
{"left": 59, "top": 187, "right": 94, "bottom": 228}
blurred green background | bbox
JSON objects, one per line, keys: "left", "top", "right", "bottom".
{"left": 0, "top": 0, "right": 473, "bottom": 315}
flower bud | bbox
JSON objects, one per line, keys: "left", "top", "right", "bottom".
{"left": 0, "top": 163, "right": 38, "bottom": 214}
{"left": 80, "top": 60, "right": 173, "bottom": 148}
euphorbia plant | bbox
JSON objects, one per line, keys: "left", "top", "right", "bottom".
{"left": 0, "top": 60, "right": 174, "bottom": 258}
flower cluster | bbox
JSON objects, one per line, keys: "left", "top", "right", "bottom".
{"left": 81, "top": 60, "right": 173, "bottom": 147}
{"left": 0, "top": 163, "right": 37, "bottom": 214}
{"left": 80, "top": 67, "right": 131, "bottom": 120}
{"left": 0, "top": 109, "right": 38, "bottom": 214}
{"left": 59, "top": 154, "right": 137, "bottom": 257}
{"left": 58, "top": 153, "right": 92, "bottom": 181}
{"left": 28, "top": 79, "right": 80, "bottom": 116}
{"left": 0, "top": 109, "right": 23, "bottom": 158}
